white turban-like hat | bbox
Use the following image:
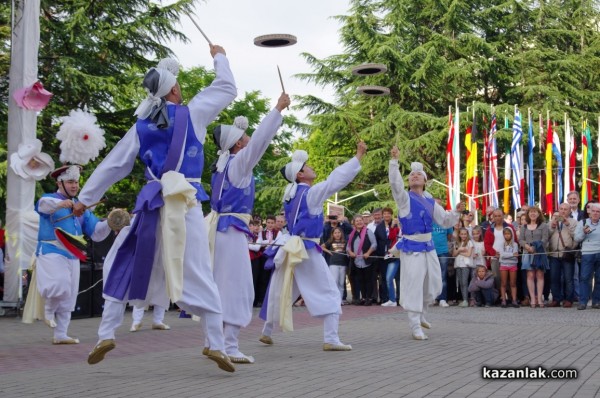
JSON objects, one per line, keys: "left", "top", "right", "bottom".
{"left": 134, "top": 62, "right": 178, "bottom": 128}
{"left": 214, "top": 116, "right": 249, "bottom": 172}
{"left": 410, "top": 162, "right": 427, "bottom": 180}
{"left": 282, "top": 150, "right": 308, "bottom": 202}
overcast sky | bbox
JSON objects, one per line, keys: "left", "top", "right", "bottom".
{"left": 167, "top": 0, "right": 351, "bottom": 120}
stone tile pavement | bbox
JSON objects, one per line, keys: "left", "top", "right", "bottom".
{"left": 0, "top": 304, "right": 599, "bottom": 398}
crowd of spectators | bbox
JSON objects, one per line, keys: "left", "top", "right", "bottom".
{"left": 247, "top": 190, "right": 598, "bottom": 311}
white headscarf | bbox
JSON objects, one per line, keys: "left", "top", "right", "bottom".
{"left": 215, "top": 116, "right": 249, "bottom": 172}
{"left": 282, "top": 150, "right": 309, "bottom": 202}
{"left": 134, "top": 67, "right": 177, "bottom": 121}
{"left": 410, "top": 162, "right": 427, "bottom": 180}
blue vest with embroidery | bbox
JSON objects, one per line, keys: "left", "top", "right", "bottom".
{"left": 284, "top": 185, "right": 323, "bottom": 251}
{"left": 136, "top": 104, "right": 208, "bottom": 201}
{"left": 35, "top": 192, "right": 100, "bottom": 259}
{"left": 397, "top": 191, "right": 436, "bottom": 253}
{"left": 210, "top": 156, "right": 254, "bottom": 235}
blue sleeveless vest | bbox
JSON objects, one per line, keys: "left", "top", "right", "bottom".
{"left": 284, "top": 185, "right": 323, "bottom": 251}
{"left": 397, "top": 191, "right": 436, "bottom": 253}
{"left": 210, "top": 156, "right": 254, "bottom": 235}
{"left": 35, "top": 192, "right": 100, "bottom": 259}
{"left": 136, "top": 104, "right": 208, "bottom": 201}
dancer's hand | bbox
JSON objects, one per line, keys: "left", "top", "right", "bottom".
{"left": 390, "top": 145, "right": 399, "bottom": 160}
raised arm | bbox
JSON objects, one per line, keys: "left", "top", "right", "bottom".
{"left": 188, "top": 46, "right": 237, "bottom": 143}
{"left": 76, "top": 125, "right": 139, "bottom": 210}
{"left": 389, "top": 145, "right": 410, "bottom": 217}
{"left": 306, "top": 141, "right": 366, "bottom": 214}
{"left": 228, "top": 94, "right": 290, "bottom": 187}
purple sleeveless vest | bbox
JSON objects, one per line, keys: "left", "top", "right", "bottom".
{"left": 210, "top": 156, "right": 255, "bottom": 235}
{"left": 284, "top": 185, "right": 323, "bottom": 251}
{"left": 136, "top": 104, "right": 208, "bottom": 200}
{"left": 397, "top": 191, "right": 436, "bottom": 252}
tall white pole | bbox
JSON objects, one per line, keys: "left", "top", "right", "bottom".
{"left": 5, "top": 0, "right": 41, "bottom": 302}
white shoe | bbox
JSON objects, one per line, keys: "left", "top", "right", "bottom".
{"left": 439, "top": 300, "right": 450, "bottom": 308}
{"left": 129, "top": 322, "right": 142, "bottom": 332}
{"left": 381, "top": 300, "right": 397, "bottom": 307}
{"left": 459, "top": 300, "right": 469, "bottom": 307}
{"left": 412, "top": 330, "right": 429, "bottom": 340}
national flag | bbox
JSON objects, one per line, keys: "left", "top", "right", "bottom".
{"left": 503, "top": 149, "right": 511, "bottom": 214}
{"left": 511, "top": 108, "right": 523, "bottom": 210}
{"left": 446, "top": 107, "right": 455, "bottom": 210}
{"left": 527, "top": 110, "right": 535, "bottom": 206}
{"left": 545, "top": 119, "right": 554, "bottom": 214}
{"left": 581, "top": 121, "right": 593, "bottom": 209}
{"left": 452, "top": 104, "right": 461, "bottom": 209}
{"left": 568, "top": 122, "right": 577, "bottom": 193}
{"left": 564, "top": 118, "right": 572, "bottom": 197}
{"left": 465, "top": 113, "right": 479, "bottom": 210}
{"left": 487, "top": 113, "right": 499, "bottom": 209}
{"left": 552, "top": 126, "right": 563, "bottom": 206}
{"left": 482, "top": 116, "right": 489, "bottom": 214}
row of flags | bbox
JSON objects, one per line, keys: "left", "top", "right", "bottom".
{"left": 445, "top": 104, "right": 599, "bottom": 215}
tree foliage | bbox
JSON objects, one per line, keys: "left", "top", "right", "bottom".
{"left": 295, "top": 0, "right": 600, "bottom": 213}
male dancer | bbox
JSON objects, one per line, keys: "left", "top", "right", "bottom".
{"left": 207, "top": 93, "right": 290, "bottom": 363}
{"left": 259, "top": 140, "right": 367, "bottom": 351}
{"left": 73, "top": 44, "right": 237, "bottom": 372}
{"left": 35, "top": 165, "right": 111, "bottom": 344}
{"left": 389, "top": 146, "right": 463, "bottom": 340}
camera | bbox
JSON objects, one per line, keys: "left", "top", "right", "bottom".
{"left": 461, "top": 210, "right": 470, "bottom": 215}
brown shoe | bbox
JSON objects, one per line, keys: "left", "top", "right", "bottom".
{"left": 258, "top": 335, "right": 273, "bottom": 345}
{"left": 521, "top": 297, "right": 530, "bottom": 306}
{"left": 563, "top": 301, "right": 572, "bottom": 308}
{"left": 206, "top": 350, "right": 235, "bottom": 372}
{"left": 87, "top": 339, "right": 116, "bottom": 365}
{"left": 549, "top": 301, "right": 560, "bottom": 308}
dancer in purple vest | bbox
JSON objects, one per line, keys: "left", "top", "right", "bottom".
{"left": 389, "top": 146, "right": 465, "bottom": 340}
{"left": 207, "top": 93, "right": 290, "bottom": 364}
{"left": 73, "top": 45, "right": 237, "bottom": 372}
{"left": 389, "top": 145, "right": 464, "bottom": 340}
{"left": 259, "top": 141, "right": 367, "bottom": 351}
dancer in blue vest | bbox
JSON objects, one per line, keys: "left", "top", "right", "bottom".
{"left": 74, "top": 45, "right": 237, "bottom": 372}
{"left": 35, "top": 165, "right": 111, "bottom": 344}
{"left": 207, "top": 92, "right": 290, "bottom": 364}
{"left": 259, "top": 141, "right": 367, "bottom": 351}
{"left": 389, "top": 145, "right": 464, "bottom": 340}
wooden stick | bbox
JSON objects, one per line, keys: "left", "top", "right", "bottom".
{"left": 187, "top": 14, "right": 213, "bottom": 45}
{"left": 277, "top": 65, "right": 289, "bottom": 110}
{"left": 277, "top": 65, "right": 286, "bottom": 93}
{"left": 53, "top": 199, "right": 105, "bottom": 223}
{"left": 345, "top": 117, "right": 362, "bottom": 142}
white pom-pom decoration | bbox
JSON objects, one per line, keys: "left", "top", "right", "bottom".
{"left": 157, "top": 58, "right": 180, "bottom": 76}
{"left": 233, "top": 116, "right": 249, "bottom": 130}
{"left": 57, "top": 109, "right": 106, "bottom": 165}
{"left": 291, "top": 150, "right": 309, "bottom": 164}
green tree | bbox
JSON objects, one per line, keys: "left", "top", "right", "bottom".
{"left": 296, "top": 0, "right": 600, "bottom": 212}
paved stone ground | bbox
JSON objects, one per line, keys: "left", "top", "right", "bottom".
{"left": 0, "top": 304, "right": 599, "bottom": 398}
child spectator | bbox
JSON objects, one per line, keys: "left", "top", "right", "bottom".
{"left": 468, "top": 265, "right": 498, "bottom": 307}
{"left": 452, "top": 227, "right": 473, "bottom": 307}
{"left": 499, "top": 227, "right": 520, "bottom": 308}
{"left": 470, "top": 226, "right": 485, "bottom": 306}
{"left": 322, "top": 227, "right": 349, "bottom": 303}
